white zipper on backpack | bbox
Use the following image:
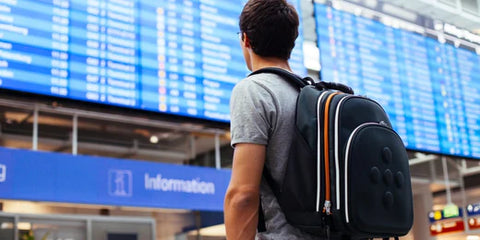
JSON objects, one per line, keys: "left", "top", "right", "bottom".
{"left": 334, "top": 95, "right": 351, "bottom": 210}
{"left": 343, "top": 122, "right": 381, "bottom": 223}
{"left": 316, "top": 91, "right": 330, "bottom": 212}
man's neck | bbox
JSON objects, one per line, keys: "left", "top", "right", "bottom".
{"left": 251, "top": 56, "right": 292, "bottom": 72}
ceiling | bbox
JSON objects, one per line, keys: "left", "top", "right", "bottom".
{"left": 304, "top": 0, "right": 480, "bottom": 33}
{"left": 0, "top": 94, "right": 232, "bottom": 167}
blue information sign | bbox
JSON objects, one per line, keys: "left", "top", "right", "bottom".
{"left": 0, "top": 147, "right": 230, "bottom": 211}
{"left": 0, "top": 0, "right": 306, "bottom": 122}
{"left": 468, "top": 203, "right": 480, "bottom": 216}
{"left": 315, "top": 3, "right": 480, "bottom": 159}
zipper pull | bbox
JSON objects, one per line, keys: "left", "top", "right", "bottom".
{"left": 323, "top": 200, "right": 332, "bottom": 215}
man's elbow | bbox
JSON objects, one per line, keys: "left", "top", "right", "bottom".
{"left": 225, "top": 187, "right": 259, "bottom": 211}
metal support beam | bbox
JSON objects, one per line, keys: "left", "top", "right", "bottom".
{"left": 190, "top": 134, "right": 196, "bottom": 160}
{"left": 151, "top": 218, "right": 156, "bottom": 240}
{"left": 14, "top": 215, "right": 19, "bottom": 240}
{"left": 442, "top": 156, "right": 452, "bottom": 204}
{"left": 194, "top": 211, "right": 202, "bottom": 240}
{"left": 462, "top": 165, "right": 480, "bottom": 177}
{"left": 429, "top": 159, "right": 437, "bottom": 183}
{"left": 87, "top": 219, "right": 92, "bottom": 240}
{"left": 459, "top": 161, "right": 469, "bottom": 232}
{"left": 411, "top": 177, "right": 460, "bottom": 188}
{"left": 72, "top": 114, "right": 78, "bottom": 155}
{"left": 32, "top": 105, "right": 39, "bottom": 151}
{"left": 2, "top": 133, "right": 188, "bottom": 162}
{"left": 0, "top": 98, "right": 228, "bottom": 135}
{"left": 409, "top": 153, "right": 437, "bottom": 166}
{"left": 215, "top": 134, "right": 221, "bottom": 169}
{"left": 446, "top": 157, "right": 463, "bottom": 171}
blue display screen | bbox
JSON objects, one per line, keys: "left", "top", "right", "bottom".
{"left": 0, "top": 0, "right": 306, "bottom": 122}
{"left": 315, "top": 3, "right": 480, "bottom": 159}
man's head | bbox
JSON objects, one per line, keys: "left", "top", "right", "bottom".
{"left": 239, "top": 0, "right": 299, "bottom": 65}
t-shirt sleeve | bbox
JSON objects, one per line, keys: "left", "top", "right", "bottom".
{"left": 230, "top": 78, "right": 277, "bottom": 147}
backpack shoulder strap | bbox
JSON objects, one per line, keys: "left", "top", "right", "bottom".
{"left": 248, "top": 67, "right": 313, "bottom": 89}
{"left": 257, "top": 199, "right": 266, "bottom": 232}
{"left": 250, "top": 67, "right": 310, "bottom": 233}
{"left": 249, "top": 67, "right": 355, "bottom": 94}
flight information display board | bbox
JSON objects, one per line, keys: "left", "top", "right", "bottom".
{"left": 315, "top": 3, "right": 480, "bottom": 159}
{"left": 0, "top": 0, "right": 306, "bottom": 122}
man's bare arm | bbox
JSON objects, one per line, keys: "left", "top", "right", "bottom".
{"left": 224, "top": 143, "right": 266, "bottom": 240}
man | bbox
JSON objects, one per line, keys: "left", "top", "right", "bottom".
{"left": 224, "top": 0, "right": 321, "bottom": 239}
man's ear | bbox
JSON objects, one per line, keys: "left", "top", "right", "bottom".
{"left": 242, "top": 33, "right": 251, "bottom": 48}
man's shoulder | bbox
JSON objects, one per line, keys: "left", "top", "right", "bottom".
{"left": 234, "top": 73, "right": 291, "bottom": 94}
{"left": 237, "top": 73, "right": 282, "bottom": 87}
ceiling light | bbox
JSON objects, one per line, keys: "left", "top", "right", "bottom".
{"left": 0, "top": 222, "right": 13, "bottom": 229}
{"left": 17, "top": 222, "right": 31, "bottom": 230}
{"left": 150, "top": 135, "right": 159, "bottom": 144}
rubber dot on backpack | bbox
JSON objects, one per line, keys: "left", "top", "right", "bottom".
{"left": 382, "top": 147, "right": 392, "bottom": 164}
{"left": 395, "top": 171, "right": 405, "bottom": 188}
{"left": 383, "top": 169, "right": 393, "bottom": 186}
{"left": 370, "top": 167, "right": 381, "bottom": 184}
{"left": 383, "top": 191, "right": 394, "bottom": 208}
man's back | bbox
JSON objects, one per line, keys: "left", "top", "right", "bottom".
{"left": 230, "top": 73, "right": 322, "bottom": 239}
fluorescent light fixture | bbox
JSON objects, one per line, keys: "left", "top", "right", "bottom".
{"left": 17, "top": 222, "right": 31, "bottom": 230}
{"left": 1, "top": 223, "right": 13, "bottom": 229}
{"left": 150, "top": 135, "right": 159, "bottom": 144}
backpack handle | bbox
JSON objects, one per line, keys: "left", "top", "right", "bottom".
{"left": 315, "top": 81, "right": 354, "bottom": 94}
{"left": 249, "top": 67, "right": 354, "bottom": 94}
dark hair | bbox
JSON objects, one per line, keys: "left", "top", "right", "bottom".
{"left": 239, "top": 0, "right": 299, "bottom": 60}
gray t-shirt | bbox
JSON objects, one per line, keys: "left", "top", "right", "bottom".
{"left": 230, "top": 73, "right": 321, "bottom": 240}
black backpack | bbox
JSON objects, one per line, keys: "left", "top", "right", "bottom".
{"left": 250, "top": 68, "right": 413, "bottom": 240}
